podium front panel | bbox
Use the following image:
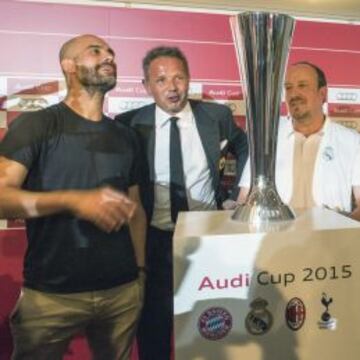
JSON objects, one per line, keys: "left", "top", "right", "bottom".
{"left": 173, "top": 208, "right": 360, "bottom": 360}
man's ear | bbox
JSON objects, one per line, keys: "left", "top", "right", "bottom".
{"left": 142, "top": 78, "right": 152, "bottom": 96}
{"left": 320, "top": 86, "right": 327, "bottom": 104}
{"left": 61, "top": 58, "right": 76, "bottom": 75}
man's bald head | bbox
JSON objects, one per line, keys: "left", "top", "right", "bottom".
{"left": 58, "top": 34, "right": 116, "bottom": 94}
{"left": 59, "top": 34, "right": 103, "bottom": 63}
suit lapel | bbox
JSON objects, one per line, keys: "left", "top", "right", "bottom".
{"left": 191, "top": 101, "right": 219, "bottom": 176}
{"left": 128, "top": 104, "right": 156, "bottom": 219}
{"left": 133, "top": 104, "right": 156, "bottom": 181}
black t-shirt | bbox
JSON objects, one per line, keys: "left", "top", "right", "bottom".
{"left": 0, "top": 102, "right": 141, "bottom": 293}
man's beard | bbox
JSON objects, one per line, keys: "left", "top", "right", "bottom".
{"left": 291, "top": 108, "right": 309, "bottom": 122}
{"left": 77, "top": 64, "right": 116, "bottom": 94}
{"left": 288, "top": 97, "right": 310, "bottom": 122}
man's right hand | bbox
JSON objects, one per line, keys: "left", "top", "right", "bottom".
{"left": 0, "top": 157, "right": 136, "bottom": 230}
{"left": 69, "top": 187, "right": 137, "bottom": 233}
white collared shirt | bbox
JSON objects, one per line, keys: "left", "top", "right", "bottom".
{"left": 239, "top": 116, "right": 360, "bottom": 212}
{"left": 151, "top": 102, "right": 216, "bottom": 230}
{"left": 289, "top": 127, "right": 323, "bottom": 209}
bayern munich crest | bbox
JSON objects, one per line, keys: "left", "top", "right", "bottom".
{"left": 285, "top": 297, "right": 306, "bottom": 331}
{"left": 198, "top": 307, "right": 233, "bottom": 340}
{"left": 245, "top": 298, "right": 273, "bottom": 335}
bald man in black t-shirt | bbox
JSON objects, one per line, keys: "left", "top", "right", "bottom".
{"left": 0, "top": 34, "right": 146, "bottom": 360}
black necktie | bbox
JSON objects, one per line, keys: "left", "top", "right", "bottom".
{"left": 170, "top": 116, "right": 189, "bottom": 223}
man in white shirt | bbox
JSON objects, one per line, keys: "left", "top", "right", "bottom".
{"left": 115, "top": 46, "right": 248, "bottom": 360}
{"left": 238, "top": 61, "right": 360, "bottom": 221}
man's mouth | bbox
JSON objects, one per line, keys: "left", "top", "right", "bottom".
{"left": 290, "top": 99, "right": 305, "bottom": 107}
{"left": 98, "top": 64, "right": 116, "bottom": 74}
{"left": 168, "top": 94, "right": 180, "bottom": 103}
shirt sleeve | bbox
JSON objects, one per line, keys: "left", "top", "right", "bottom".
{"left": 0, "top": 111, "right": 45, "bottom": 169}
{"left": 238, "top": 157, "right": 251, "bottom": 188}
{"left": 351, "top": 140, "right": 360, "bottom": 186}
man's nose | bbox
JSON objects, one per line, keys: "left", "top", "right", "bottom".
{"left": 103, "top": 51, "right": 115, "bottom": 63}
{"left": 286, "top": 87, "right": 297, "bottom": 100}
{"left": 168, "top": 78, "right": 177, "bottom": 91}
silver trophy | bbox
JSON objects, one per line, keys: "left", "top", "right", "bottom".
{"left": 231, "top": 12, "right": 296, "bottom": 224}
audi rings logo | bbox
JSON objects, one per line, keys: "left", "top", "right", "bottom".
{"left": 336, "top": 92, "right": 358, "bottom": 102}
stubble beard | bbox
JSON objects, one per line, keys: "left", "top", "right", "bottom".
{"left": 166, "top": 91, "right": 188, "bottom": 115}
{"left": 288, "top": 98, "right": 311, "bottom": 123}
{"left": 291, "top": 107, "right": 311, "bottom": 123}
{"left": 77, "top": 64, "right": 116, "bottom": 95}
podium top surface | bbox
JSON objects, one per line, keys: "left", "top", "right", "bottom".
{"left": 174, "top": 207, "right": 360, "bottom": 239}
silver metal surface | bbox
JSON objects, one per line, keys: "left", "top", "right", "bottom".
{"left": 231, "top": 12, "right": 296, "bottom": 224}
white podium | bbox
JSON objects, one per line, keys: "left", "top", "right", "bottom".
{"left": 173, "top": 208, "right": 360, "bottom": 360}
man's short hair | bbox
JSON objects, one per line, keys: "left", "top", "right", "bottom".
{"left": 293, "top": 61, "right": 327, "bottom": 89}
{"left": 59, "top": 37, "right": 77, "bottom": 63}
{"left": 142, "top": 46, "right": 189, "bottom": 80}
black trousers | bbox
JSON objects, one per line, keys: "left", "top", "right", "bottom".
{"left": 137, "top": 226, "right": 173, "bottom": 360}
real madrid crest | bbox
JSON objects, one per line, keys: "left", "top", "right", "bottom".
{"left": 322, "top": 146, "right": 334, "bottom": 161}
{"left": 245, "top": 297, "right": 273, "bottom": 335}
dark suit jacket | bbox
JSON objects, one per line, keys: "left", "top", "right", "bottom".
{"left": 115, "top": 100, "right": 248, "bottom": 220}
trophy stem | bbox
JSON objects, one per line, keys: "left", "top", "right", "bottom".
{"left": 230, "top": 12, "right": 296, "bottom": 224}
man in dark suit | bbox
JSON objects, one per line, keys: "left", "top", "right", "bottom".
{"left": 115, "top": 46, "right": 248, "bottom": 360}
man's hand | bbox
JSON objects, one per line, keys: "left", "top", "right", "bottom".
{"left": 222, "top": 199, "right": 238, "bottom": 210}
{"left": 69, "top": 187, "right": 137, "bottom": 232}
{"left": 0, "top": 157, "right": 137, "bottom": 229}
{"left": 322, "top": 204, "right": 350, "bottom": 217}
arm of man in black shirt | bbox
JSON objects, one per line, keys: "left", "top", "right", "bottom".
{"left": 0, "top": 156, "right": 136, "bottom": 233}
{"left": 128, "top": 184, "right": 146, "bottom": 268}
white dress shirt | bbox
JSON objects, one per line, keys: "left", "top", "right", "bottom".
{"left": 151, "top": 102, "right": 216, "bottom": 230}
{"left": 239, "top": 117, "right": 360, "bottom": 212}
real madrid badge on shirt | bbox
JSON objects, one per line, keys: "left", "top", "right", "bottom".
{"left": 322, "top": 146, "right": 334, "bottom": 161}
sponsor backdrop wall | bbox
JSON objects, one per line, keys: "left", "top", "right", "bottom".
{"left": 0, "top": 0, "right": 359, "bottom": 358}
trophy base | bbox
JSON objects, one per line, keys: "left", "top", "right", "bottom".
{"left": 232, "top": 187, "right": 295, "bottom": 224}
